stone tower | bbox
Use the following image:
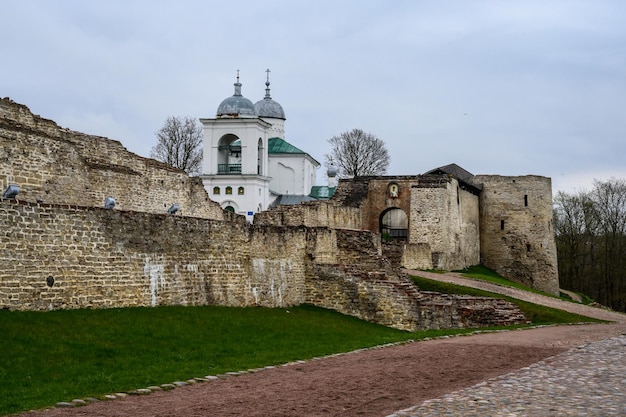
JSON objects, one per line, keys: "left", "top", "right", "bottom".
{"left": 475, "top": 175, "right": 559, "bottom": 295}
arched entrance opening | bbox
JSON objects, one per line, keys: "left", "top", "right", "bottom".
{"left": 221, "top": 201, "right": 239, "bottom": 214}
{"left": 380, "top": 208, "right": 408, "bottom": 240}
{"left": 380, "top": 207, "right": 408, "bottom": 268}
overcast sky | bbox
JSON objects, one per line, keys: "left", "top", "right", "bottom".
{"left": 2, "top": 0, "right": 625, "bottom": 194}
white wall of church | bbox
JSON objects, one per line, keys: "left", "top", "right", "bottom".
{"left": 204, "top": 176, "right": 274, "bottom": 222}
{"left": 268, "top": 155, "right": 319, "bottom": 196}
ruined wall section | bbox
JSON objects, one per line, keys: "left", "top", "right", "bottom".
{"left": 305, "top": 227, "right": 423, "bottom": 331}
{"left": 475, "top": 175, "right": 559, "bottom": 295}
{"left": 254, "top": 200, "right": 361, "bottom": 229}
{"left": 0, "top": 98, "right": 224, "bottom": 220}
{"left": 416, "top": 292, "right": 527, "bottom": 329}
{"left": 406, "top": 176, "right": 480, "bottom": 270}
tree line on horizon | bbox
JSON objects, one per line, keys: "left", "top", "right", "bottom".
{"left": 554, "top": 178, "right": 626, "bottom": 312}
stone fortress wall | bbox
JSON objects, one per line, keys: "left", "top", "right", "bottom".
{"left": 0, "top": 197, "right": 526, "bottom": 330}
{"left": 0, "top": 98, "right": 534, "bottom": 330}
{"left": 0, "top": 98, "right": 224, "bottom": 220}
{"left": 319, "top": 173, "right": 559, "bottom": 295}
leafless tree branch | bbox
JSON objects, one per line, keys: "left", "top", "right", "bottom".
{"left": 324, "top": 128, "right": 390, "bottom": 178}
{"left": 151, "top": 116, "right": 203, "bottom": 175}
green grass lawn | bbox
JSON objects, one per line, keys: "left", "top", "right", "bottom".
{"left": 0, "top": 286, "right": 601, "bottom": 416}
{"left": 453, "top": 265, "right": 550, "bottom": 293}
{"left": 453, "top": 265, "right": 597, "bottom": 305}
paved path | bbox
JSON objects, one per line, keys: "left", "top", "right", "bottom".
{"left": 390, "top": 270, "right": 626, "bottom": 416}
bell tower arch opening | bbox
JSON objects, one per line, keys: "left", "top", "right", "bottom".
{"left": 217, "top": 134, "right": 241, "bottom": 174}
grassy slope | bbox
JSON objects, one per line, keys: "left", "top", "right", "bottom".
{"left": 1, "top": 305, "right": 426, "bottom": 415}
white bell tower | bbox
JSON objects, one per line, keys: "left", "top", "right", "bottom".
{"left": 200, "top": 71, "right": 273, "bottom": 221}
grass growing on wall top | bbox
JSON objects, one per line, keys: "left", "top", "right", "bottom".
{"left": 453, "top": 265, "right": 596, "bottom": 303}
{"left": 410, "top": 274, "right": 604, "bottom": 325}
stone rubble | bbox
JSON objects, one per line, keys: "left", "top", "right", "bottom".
{"left": 388, "top": 334, "right": 626, "bottom": 417}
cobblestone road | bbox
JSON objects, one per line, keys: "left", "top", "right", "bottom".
{"left": 388, "top": 334, "right": 626, "bottom": 417}
{"left": 390, "top": 270, "right": 626, "bottom": 417}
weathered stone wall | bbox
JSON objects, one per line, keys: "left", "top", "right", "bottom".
{"left": 407, "top": 176, "right": 480, "bottom": 270}
{"left": 475, "top": 175, "right": 559, "bottom": 295}
{"left": 0, "top": 199, "right": 251, "bottom": 310}
{"left": 0, "top": 200, "right": 335, "bottom": 311}
{"left": 0, "top": 198, "right": 527, "bottom": 330}
{"left": 416, "top": 292, "right": 527, "bottom": 329}
{"left": 248, "top": 225, "right": 309, "bottom": 307}
{"left": 254, "top": 200, "right": 362, "bottom": 229}
{"left": 0, "top": 98, "right": 224, "bottom": 220}
{"left": 304, "top": 228, "right": 525, "bottom": 331}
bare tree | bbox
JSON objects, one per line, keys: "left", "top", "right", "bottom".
{"left": 554, "top": 178, "right": 626, "bottom": 312}
{"left": 151, "top": 116, "right": 203, "bottom": 175}
{"left": 324, "top": 128, "right": 390, "bottom": 178}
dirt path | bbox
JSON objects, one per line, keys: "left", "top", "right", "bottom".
{"left": 19, "top": 273, "right": 626, "bottom": 417}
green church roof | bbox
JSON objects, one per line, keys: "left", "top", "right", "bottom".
{"left": 309, "top": 186, "right": 336, "bottom": 199}
{"left": 268, "top": 137, "right": 306, "bottom": 154}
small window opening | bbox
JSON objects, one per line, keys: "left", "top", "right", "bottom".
{"left": 500, "top": 220, "right": 505, "bottom": 230}
{"left": 526, "top": 244, "right": 531, "bottom": 252}
{"left": 524, "top": 194, "right": 528, "bottom": 206}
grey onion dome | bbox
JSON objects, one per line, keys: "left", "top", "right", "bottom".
{"left": 216, "top": 76, "right": 256, "bottom": 117}
{"left": 254, "top": 71, "right": 285, "bottom": 120}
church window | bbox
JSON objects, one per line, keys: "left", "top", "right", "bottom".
{"left": 213, "top": 186, "right": 220, "bottom": 195}
{"left": 238, "top": 186, "right": 245, "bottom": 195}
{"left": 225, "top": 206, "right": 235, "bottom": 212}
{"left": 226, "top": 186, "right": 233, "bottom": 195}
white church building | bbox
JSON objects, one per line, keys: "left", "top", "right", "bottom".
{"left": 200, "top": 71, "right": 321, "bottom": 221}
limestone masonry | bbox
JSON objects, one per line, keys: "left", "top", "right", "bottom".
{"left": 0, "top": 97, "right": 559, "bottom": 330}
